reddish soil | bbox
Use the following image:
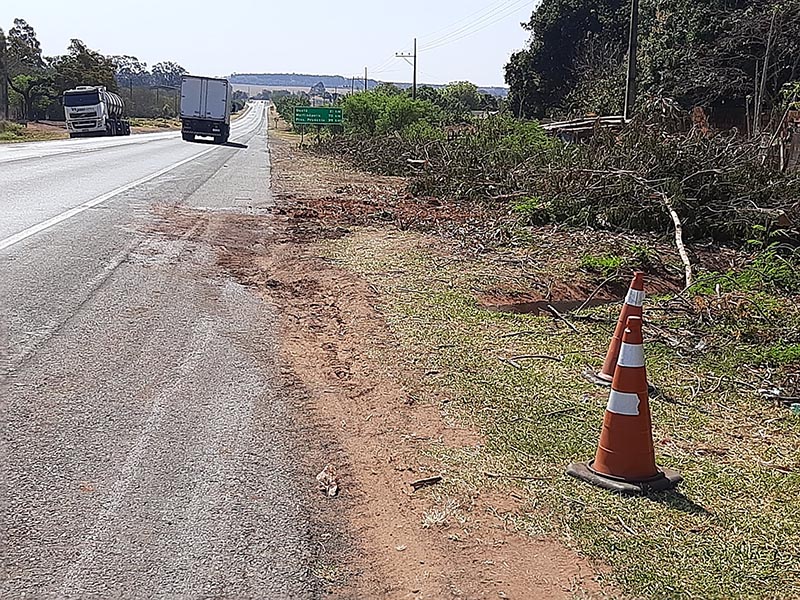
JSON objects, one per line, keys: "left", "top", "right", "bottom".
{"left": 149, "top": 202, "right": 608, "bottom": 599}
{"left": 147, "top": 131, "right": 616, "bottom": 598}
{"left": 267, "top": 133, "right": 611, "bottom": 598}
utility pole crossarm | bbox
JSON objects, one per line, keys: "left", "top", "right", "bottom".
{"left": 395, "top": 38, "right": 417, "bottom": 100}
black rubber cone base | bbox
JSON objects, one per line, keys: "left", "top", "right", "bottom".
{"left": 566, "top": 461, "right": 682, "bottom": 495}
{"left": 583, "top": 369, "right": 612, "bottom": 387}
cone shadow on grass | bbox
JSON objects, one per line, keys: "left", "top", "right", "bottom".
{"left": 645, "top": 489, "right": 711, "bottom": 515}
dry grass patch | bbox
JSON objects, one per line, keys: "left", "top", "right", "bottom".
{"left": 321, "top": 228, "right": 800, "bottom": 600}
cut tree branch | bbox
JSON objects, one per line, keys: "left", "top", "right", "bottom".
{"left": 661, "top": 194, "right": 693, "bottom": 288}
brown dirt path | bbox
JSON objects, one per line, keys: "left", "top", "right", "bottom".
{"left": 255, "top": 132, "right": 613, "bottom": 599}
{"left": 152, "top": 131, "right": 614, "bottom": 598}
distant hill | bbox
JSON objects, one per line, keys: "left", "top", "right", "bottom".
{"left": 228, "top": 73, "right": 508, "bottom": 97}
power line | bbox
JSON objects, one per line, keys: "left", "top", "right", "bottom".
{"left": 418, "top": 0, "right": 530, "bottom": 50}
{"left": 355, "top": 0, "right": 534, "bottom": 87}
{"left": 361, "top": 1, "right": 521, "bottom": 83}
{"left": 416, "top": 0, "right": 517, "bottom": 41}
{"left": 419, "top": 0, "right": 532, "bottom": 51}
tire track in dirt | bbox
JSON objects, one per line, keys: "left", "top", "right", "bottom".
{"left": 147, "top": 178, "right": 610, "bottom": 597}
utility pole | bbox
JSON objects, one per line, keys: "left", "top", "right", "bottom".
{"left": 0, "top": 31, "right": 8, "bottom": 119}
{"left": 395, "top": 38, "right": 417, "bottom": 99}
{"left": 364, "top": 67, "right": 368, "bottom": 92}
{"left": 351, "top": 76, "right": 355, "bottom": 94}
{"left": 623, "top": 0, "right": 639, "bottom": 121}
{"left": 413, "top": 38, "right": 417, "bottom": 100}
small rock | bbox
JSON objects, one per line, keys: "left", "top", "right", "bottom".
{"left": 316, "top": 464, "right": 339, "bottom": 497}
{"left": 395, "top": 545, "right": 407, "bottom": 552}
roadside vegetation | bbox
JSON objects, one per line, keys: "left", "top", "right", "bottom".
{"left": 269, "top": 107, "right": 800, "bottom": 596}
{"left": 128, "top": 117, "right": 180, "bottom": 130}
{"left": 321, "top": 228, "right": 800, "bottom": 599}
{"left": 267, "top": 1, "right": 800, "bottom": 597}
{"left": 505, "top": 0, "right": 799, "bottom": 122}
{"left": 0, "top": 119, "right": 67, "bottom": 142}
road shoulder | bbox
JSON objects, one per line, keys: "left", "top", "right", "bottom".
{"left": 249, "top": 131, "right": 612, "bottom": 598}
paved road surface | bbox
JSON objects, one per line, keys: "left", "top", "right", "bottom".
{"left": 0, "top": 103, "right": 324, "bottom": 598}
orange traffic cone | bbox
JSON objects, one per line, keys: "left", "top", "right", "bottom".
{"left": 585, "top": 272, "right": 645, "bottom": 386}
{"left": 568, "top": 316, "right": 681, "bottom": 493}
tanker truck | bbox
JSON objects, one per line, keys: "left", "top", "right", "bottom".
{"left": 63, "top": 86, "right": 131, "bottom": 137}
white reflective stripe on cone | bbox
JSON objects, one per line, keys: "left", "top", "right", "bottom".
{"left": 617, "top": 342, "right": 645, "bottom": 368}
{"left": 606, "top": 390, "right": 641, "bottom": 416}
{"left": 625, "top": 289, "right": 645, "bottom": 306}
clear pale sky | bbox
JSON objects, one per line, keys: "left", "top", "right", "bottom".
{"left": 0, "top": 0, "right": 537, "bottom": 87}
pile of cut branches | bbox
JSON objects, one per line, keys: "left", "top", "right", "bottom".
{"left": 316, "top": 111, "right": 800, "bottom": 270}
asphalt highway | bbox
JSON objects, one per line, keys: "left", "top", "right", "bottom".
{"left": 0, "top": 103, "right": 324, "bottom": 598}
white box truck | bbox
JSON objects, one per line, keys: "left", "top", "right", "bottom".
{"left": 63, "top": 86, "right": 131, "bottom": 138}
{"left": 180, "top": 75, "right": 231, "bottom": 144}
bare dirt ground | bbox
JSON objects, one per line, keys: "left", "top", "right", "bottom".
{"left": 143, "top": 119, "right": 629, "bottom": 596}
{"left": 188, "top": 127, "right": 614, "bottom": 598}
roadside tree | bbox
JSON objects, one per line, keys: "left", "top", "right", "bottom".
{"left": 151, "top": 61, "right": 187, "bottom": 89}
{"left": 52, "top": 39, "right": 118, "bottom": 93}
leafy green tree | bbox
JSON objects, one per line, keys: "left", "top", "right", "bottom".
{"left": 505, "top": 48, "right": 544, "bottom": 118}
{"left": 374, "top": 82, "right": 403, "bottom": 96}
{"left": 2, "top": 19, "right": 56, "bottom": 120}
{"left": 506, "top": 0, "right": 800, "bottom": 122}
{"left": 415, "top": 85, "right": 441, "bottom": 103}
{"left": 273, "top": 94, "right": 310, "bottom": 129}
{"left": 0, "top": 28, "right": 8, "bottom": 118}
{"left": 113, "top": 55, "right": 150, "bottom": 87}
{"left": 151, "top": 61, "right": 186, "bottom": 88}
{"left": 9, "top": 73, "right": 54, "bottom": 120}
{"left": 376, "top": 95, "right": 439, "bottom": 134}
{"left": 566, "top": 34, "right": 626, "bottom": 115}
{"left": 6, "top": 19, "right": 44, "bottom": 75}
{"left": 479, "top": 92, "right": 500, "bottom": 111}
{"left": 52, "top": 39, "right": 118, "bottom": 93}
{"left": 340, "top": 90, "right": 441, "bottom": 136}
{"left": 505, "top": 0, "right": 626, "bottom": 117}
{"left": 439, "top": 81, "right": 482, "bottom": 113}
{"left": 341, "top": 91, "right": 385, "bottom": 134}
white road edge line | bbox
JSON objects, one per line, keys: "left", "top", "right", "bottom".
{"left": 0, "top": 146, "right": 218, "bottom": 252}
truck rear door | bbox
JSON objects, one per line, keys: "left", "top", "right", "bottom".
{"left": 204, "top": 79, "right": 229, "bottom": 122}
{"left": 180, "top": 76, "right": 203, "bottom": 118}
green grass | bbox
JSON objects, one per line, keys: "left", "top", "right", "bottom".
{"left": 0, "top": 120, "right": 68, "bottom": 143}
{"left": 323, "top": 229, "right": 800, "bottom": 600}
{"left": 579, "top": 253, "right": 626, "bottom": 276}
{"left": 0, "top": 120, "right": 24, "bottom": 140}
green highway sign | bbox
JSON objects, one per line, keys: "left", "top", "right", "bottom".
{"left": 294, "top": 106, "right": 343, "bottom": 125}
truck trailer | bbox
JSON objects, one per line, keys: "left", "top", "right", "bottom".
{"left": 63, "top": 86, "right": 131, "bottom": 138}
{"left": 180, "top": 75, "right": 231, "bottom": 144}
